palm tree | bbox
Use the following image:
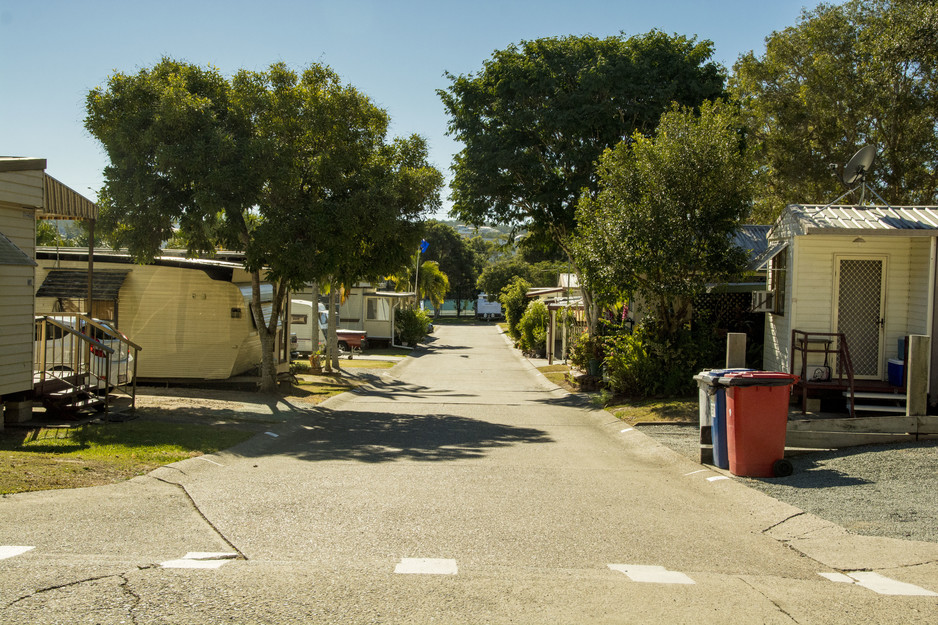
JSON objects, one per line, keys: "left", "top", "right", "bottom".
{"left": 418, "top": 261, "right": 450, "bottom": 315}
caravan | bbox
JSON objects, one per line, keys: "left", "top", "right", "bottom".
{"left": 290, "top": 300, "right": 367, "bottom": 354}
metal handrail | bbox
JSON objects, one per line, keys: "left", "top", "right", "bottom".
{"left": 790, "top": 330, "right": 856, "bottom": 415}
{"left": 34, "top": 314, "right": 142, "bottom": 414}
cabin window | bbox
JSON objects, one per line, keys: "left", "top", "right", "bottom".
{"left": 291, "top": 314, "right": 308, "bottom": 325}
{"left": 770, "top": 248, "right": 787, "bottom": 316}
{"left": 366, "top": 298, "right": 390, "bottom": 321}
{"left": 231, "top": 308, "right": 242, "bottom": 319}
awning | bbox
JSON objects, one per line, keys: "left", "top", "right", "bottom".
{"left": 37, "top": 174, "right": 98, "bottom": 220}
{"left": 36, "top": 269, "right": 130, "bottom": 299}
{"left": 0, "top": 232, "right": 36, "bottom": 267}
{"left": 750, "top": 241, "right": 788, "bottom": 271}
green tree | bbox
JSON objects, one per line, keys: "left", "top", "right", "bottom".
{"left": 421, "top": 220, "right": 481, "bottom": 316}
{"left": 574, "top": 100, "right": 752, "bottom": 341}
{"left": 477, "top": 259, "right": 535, "bottom": 300}
{"left": 732, "top": 0, "right": 938, "bottom": 222}
{"left": 440, "top": 31, "right": 725, "bottom": 332}
{"left": 36, "top": 220, "right": 59, "bottom": 246}
{"left": 86, "top": 59, "right": 440, "bottom": 390}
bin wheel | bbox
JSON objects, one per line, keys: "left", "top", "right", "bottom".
{"left": 773, "top": 459, "right": 794, "bottom": 477}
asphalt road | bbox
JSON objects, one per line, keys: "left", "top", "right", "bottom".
{"left": 1, "top": 324, "right": 937, "bottom": 623}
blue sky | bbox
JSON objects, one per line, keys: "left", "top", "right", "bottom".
{"left": 1, "top": 0, "right": 817, "bottom": 217}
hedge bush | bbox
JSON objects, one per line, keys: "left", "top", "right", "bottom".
{"left": 395, "top": 307, "right": 432, "bottom": 346}
{"left": 518, "top": 300, "right": 549, "bottom": 355}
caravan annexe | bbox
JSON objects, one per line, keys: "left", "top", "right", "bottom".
{"left": 34, "top": 249, "right": 289, "bottom": 381}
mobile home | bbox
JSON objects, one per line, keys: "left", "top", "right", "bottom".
{"left": 289, "top": 299, "right": 367, "bottom": 354}
{"left": 294, "top": 283, "right": 414, "bottom": 347}
{"left": 35, "top": 249, "right": 290, "bottom": 381}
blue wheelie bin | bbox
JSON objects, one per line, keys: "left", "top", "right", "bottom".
{"left": 693, "top": 369, "right": 753, "bottom": 469}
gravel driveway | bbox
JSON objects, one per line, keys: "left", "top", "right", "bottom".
{"left": 639, "top": 423, "right": 938, "bottom": 544}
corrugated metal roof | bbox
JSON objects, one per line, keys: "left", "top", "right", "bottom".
{"left": 734, "top": 225, "right": 771, "bottom": 260}
{"left": 790, "top": 205, "right": 938, "bottom": 233}
{"left": 0, "top": 232, "right": 36, "bottom": 266}
{"left": 36, "top": 268, "right": 131, "bottom": 299}
{"left": 37, "top": 174, "right": 97, "bottom": 220}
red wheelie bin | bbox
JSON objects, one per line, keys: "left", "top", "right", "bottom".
{"left": 716, "top": 371, "right": 799, "bottom": 478}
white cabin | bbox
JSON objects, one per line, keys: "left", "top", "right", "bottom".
{"left": 757, "top": 204, "right": 938, "bottom": 404}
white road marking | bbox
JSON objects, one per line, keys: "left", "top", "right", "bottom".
{"left": 182, "top": 552, "right": 237, "bottom": 560}
{"left": 264, "top": 432, "right": 279, "bottom": 437}
{"left": 620, "top": 428, "right": 634, "bottom": 433}
{"left": 848, "top": 572, "right": 938, "bottom": 596}
{"left": 161, "top": 551, "right": 238, "bottom": 569}
{"left": 706, "top": 476, "right": 730, "bottom": 482}
{"left": 196, "top": 456, "right": 223, "bottom": 466}
{"left": 161, "top": 558, "right": 229, "bottom": 569}
{"left": 819, "top": 572, "right": 855, "bottom": 584}
{"left": 608, "top": 564, "right": 695, "bottom": 585}
{"left": 684, "top": 469, "right": 707, "bottom": 476}
{"left": 0, "top": 546, "right": 34, "bottom": 560}
{"left": 394, "top": 558, "right": 458, "bottom": 575}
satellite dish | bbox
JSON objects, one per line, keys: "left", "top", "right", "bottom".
{"left": 841, "top": 145, "right": 876, "bottom": 185}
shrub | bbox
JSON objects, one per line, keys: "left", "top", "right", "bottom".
{"left": 499, "top": 276, "right": 531, "bottom": 340}
{"left": 518, "top": 300, "right": 549, "bottom": 355}
{"left": 601, "top": 319, "right": 715, "bottom": 398}
{"left": 569, "top": 332, "right": 601, "bottom": 370}
{"left": 395, "top": 307, "right": 432, "bottom": 346}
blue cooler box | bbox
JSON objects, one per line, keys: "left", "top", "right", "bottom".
{"left": 888, "top": 358, "right": 905, "bottom": 387}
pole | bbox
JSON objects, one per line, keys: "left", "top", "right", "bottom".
{"left": 413, "top": 251, "right": 421, "bottom": 307}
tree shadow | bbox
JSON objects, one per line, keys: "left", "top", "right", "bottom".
{"left": 274, "top": 409, "right": 554, "bottom": 464}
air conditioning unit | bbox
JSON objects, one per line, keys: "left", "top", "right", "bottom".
{"left": 752, "top": 290, "right": 776, "bottom": 313}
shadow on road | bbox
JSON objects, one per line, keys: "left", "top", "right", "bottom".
{"left": 276, "top": 409, "right": 554, "bottom": 464}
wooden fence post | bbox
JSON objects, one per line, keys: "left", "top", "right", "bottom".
{"left": 907, "top": 334, "right": 930, "bottom": 420}
{"left": 725, "top": 333, "right": 747, "bottom": 369}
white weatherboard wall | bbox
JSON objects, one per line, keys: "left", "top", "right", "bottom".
{"left": 0, "top": 169, "right": 41, "bottom": 397}
{"left": 765, "top": 234, "right": 932, "bottom": 377}
{"left": 35, "top": 260, "right": 263, "bottom": 380}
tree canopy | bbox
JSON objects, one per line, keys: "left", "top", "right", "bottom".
{"left": 86, "top": 59, "right": 441, "bottom": 390}
{"left": 439, "top": 31, "right": 725, "bottom": 330}
{"left": 573, "top": 100, "right": 752, "bottom": 340}
{"left": 420, "top": 220, "right": 482, "bottom": 315}
{"left": 732, "top": 0, "right": 938, "bottom": 222}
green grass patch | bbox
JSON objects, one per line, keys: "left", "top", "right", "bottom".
{"left": 606, "top": 398, "right": 698, "bottom": 425}
{"left": 536, "top": 364, "right": 580, "bottom": 392}
{"left": 340, "top": 359, "right": 396, "bottom": 369}
{"left": 0, "top": 421, "right": 254, "bottom": 495}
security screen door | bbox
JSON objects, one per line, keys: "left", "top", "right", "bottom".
{"left": 834, "top": 257, "right": 886, "bottom": 378}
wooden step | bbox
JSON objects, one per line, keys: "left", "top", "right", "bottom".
{"left": 853, "top": 403, "right": 906, "bottom": 413}
{"left": 843, "top": 391, "right": 907, "bottom": 401}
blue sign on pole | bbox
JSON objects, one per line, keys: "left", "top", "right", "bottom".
{"left": 420, "top": 239, "right": 429, "bottom": 254}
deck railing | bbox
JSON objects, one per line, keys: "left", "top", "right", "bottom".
{"left": 34, "top": 314, "right": 141, "bottom": 416}
{"left": 790, "top": 330, "right": 856, "bottom": 415}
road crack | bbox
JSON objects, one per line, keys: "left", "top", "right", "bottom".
{"left": 149, "top": 475, "right": 247, "bottom": 560}
{"left": 737, "top": 577, "right": 801, "bottom": 624}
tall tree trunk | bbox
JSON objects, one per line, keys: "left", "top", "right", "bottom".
{"left": 251, "top": 270, "right": 279, "bottom": 393}
{"left": 328, "top": 282, "right": 340, "bottom": 371}
{"left": 310, "top": 281, "right": 320, "bottom": 354}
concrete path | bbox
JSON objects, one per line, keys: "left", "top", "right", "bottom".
{"left": 1, "top": 324, "right": 936, "bottom": 623}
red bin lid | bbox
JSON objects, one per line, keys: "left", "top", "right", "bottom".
{"left": 717, "top": 371, "right": 799, "bottom": 386}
